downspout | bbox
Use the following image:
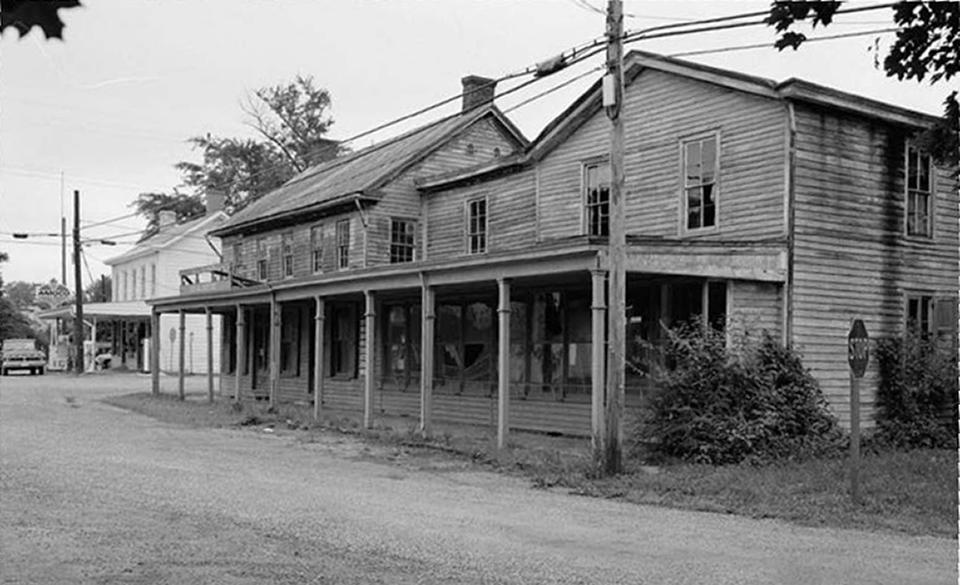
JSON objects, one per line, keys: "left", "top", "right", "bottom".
{"left": 783, "top": 101, "right": 797, "bottom": 347}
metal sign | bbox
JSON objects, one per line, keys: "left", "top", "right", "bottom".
{"left": 35, "top": 283, "right": 72, "bottom": 309}
{"left": 847, "top": 319, "right": 869, "bottom": 378}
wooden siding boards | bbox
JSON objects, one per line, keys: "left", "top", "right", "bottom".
{"left": 728, "top": 280, "right": 782, "bottom": 343}
{"left": 789, "top": 102, "right": 959, "bottom": 425}
{"left": 536, "top": 69, "right": 786, "bottom": 242}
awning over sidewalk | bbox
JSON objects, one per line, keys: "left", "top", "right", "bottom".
{"left": 37, "top": 301, "right": 151, "bottom": 320}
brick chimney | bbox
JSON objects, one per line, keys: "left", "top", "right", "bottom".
{"left": 461, "top": 75, "right": 496, "bottom": 112}
{"left": 157, "top": 210, "right": 176, "bottom": 230}
{"left": 206, "top": 190, "right": 225, "bottom": 215}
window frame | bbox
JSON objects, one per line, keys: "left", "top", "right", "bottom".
{"left": 329, "top": 301, "right": 358, "bottom": 378}
{"left": 336, "top": 219, "right": 350, "bottom": 271}
{"left": 904, "top": 143, "right": 934, "bottom": 239}
{"left": 389, "top": 217, "right": 417, "bottom": 264}
{"left": 256, "top": 238, "right": 268, "bottom": 281}
{"left": 581, "top": 158, "right": 610, "bottom": 237}
{"left": 904, "top": 291, "right": 935, "bottom": 335}
{"left": 465, "top": 196, "right": 488, "bottom": 255}
{"left": 679, "top": 131, "right": 720, "bottom": 233}
{"left": 309, "top": 224, "right": 324, "bottom": 274}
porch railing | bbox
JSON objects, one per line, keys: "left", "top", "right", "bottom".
{"left": 179, "top": 263, "right": 260, "bottom": 295}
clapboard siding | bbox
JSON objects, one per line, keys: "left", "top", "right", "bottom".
{"left": 728, "top": 280, "right": 782, "bottom": 342}
{"left": 368, "top": 117, "right": 521, "bottom": 266}
{"left": 426, "top": 170, "right": 536, "bottom": 259}
{"left": 537, "top": 69, "right": 786, "bottom": 242}
{"left": 790, "top": 102, "right": 960, "bottom": 425}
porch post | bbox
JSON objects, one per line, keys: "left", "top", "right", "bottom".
{"left": 419, "top": 282, "right": 435, "bottom": 437}
{"left": 150, "top": 310, "right": 160, "bottom": 395}
{"left": 269, "top": 296, "right": 280, "bottom": 409}
{"left": 234, "top": 305, "right": 245, "bottom": 403}
{"left": 206, "top": 307, "right": 214, "bottom": 403}
{"left": 178, "top": 309, "right": 186, "bottom": 401}
{"left": 497, "top": 278, "right": 511, "bottom": 450}
{"left": 120, "top": 320, "right": 127, "bottom": 367}
{"left": 313, "top": 296, "right": 326, "bottom": 420}
{"left": 363, "top": 290, "right": 376, "bottom": 429}
{"left": 591, "top": 269, "right": 607, "bottom": 450}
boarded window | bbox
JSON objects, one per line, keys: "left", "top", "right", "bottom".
{"left": 906, "top": 146, "right": 932, "bottom": 238}
{"left": 390, "top": 219, "right": 416, "bottom": 264}
{"left": 467, "top": 197, "right": 487, "bottom": 254}
{"left": 256, "top": 238, "right": 267, "bottom": 281}
{"left": 330, "top": 302, "right": 358, "bottom": 377}
{"left": 683, "top": 135, "right": 718, "bottom": 230}
{"left": 232, "top": 242, "right": 244, "bottom": 275}
{"left": 280, "top": 305, "right": 301, "bottom": 376}
{"left": 336, "top": 220, "right": 350, "bottom": 270}
{"left": 310, "top": 225, "right": 323, "bottom": 273}
{"left": 584, "top": 163, "right": 610, "bottom": 237}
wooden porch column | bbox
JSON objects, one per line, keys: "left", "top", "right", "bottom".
{"left": 205, "top": 307, "right": 214, "bottom": 403}
{"left": 591, "top": 269, "right": 607, "bottom": 450}
{"left": 269, "top": 297, "right": 280, "bottom": 409}
{"left": 313, "top": 296, "right": 326, "bottom": 420}
{"left": 178, "top": 309, "right": 186, "bottom": 401}
{"left": 497, "top": 278, "right": 511, "bottom": 450}
{"left": 363, "top": 290, "right": 376, "bottom": 429}
{"left": 150, "top": 310, "right": 160, "bottom": 395}
{"left": 419, "top": 283, "right": 436, "bottom": 437}
{"left": 234, "top": 305, "right": 245, "bottom": 403}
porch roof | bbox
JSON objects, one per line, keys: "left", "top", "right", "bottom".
{"left": 37, "top": 300, "right": 151, "bottom": 320}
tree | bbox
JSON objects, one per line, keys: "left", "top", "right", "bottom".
{"left": 0, "top": 0, "right": 80, "bottom": 40}
{"left": 84, "top": 275, "right": 111, "bottom": 303}
{"left": 135, "top": 76, "right": 345, "bottom": 227}
{"left": 132, "top": 191, "right": 207, "bottom": 238}
{"left": 0, "top": 252, "right": 34, "bottom": 340}
{"left": 3, "top": 281, "right": 36, "bottom": 310}
{"left": 767, "top": 1, "right": 959, "bottom": 170}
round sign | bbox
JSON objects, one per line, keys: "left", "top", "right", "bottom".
{"left": 847, "top": 319, "right": 869, "bottom": 378}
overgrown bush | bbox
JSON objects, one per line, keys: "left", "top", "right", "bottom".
{"left": 636, "top": 325, "right": 841, "bottom": 465}
{"left": 875, "top": 331, "right": 958, "bottom": 449}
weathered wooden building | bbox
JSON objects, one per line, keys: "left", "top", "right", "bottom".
{"left": 151, "top": 52, "right": 958, "bottom": 438}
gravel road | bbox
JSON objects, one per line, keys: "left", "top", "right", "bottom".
{"left": 1, "top": 373, "right": 954, "bottom": 584}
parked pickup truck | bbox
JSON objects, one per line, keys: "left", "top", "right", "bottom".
{"left": 1, "top": 338, "right": 46, "bottom": 375}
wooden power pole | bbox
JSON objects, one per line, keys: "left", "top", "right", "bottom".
{"left": 72, "top": 189, "right": 84, "bottom": 374}
{"left": 602, "top": 0, "right": 626, "bottom": 475}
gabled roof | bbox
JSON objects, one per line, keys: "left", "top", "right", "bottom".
{"left": 528, "top": 50, "right": 939, "bottom": 163}
{"left": 104, "top": 211, "right": 227, "bottom": 266}
{"left": 211, "top": 105, "right": 527, "bottom": 237}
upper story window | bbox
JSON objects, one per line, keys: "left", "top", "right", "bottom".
{"left": 123, "top": 271, "right": 128, "bottom": 300}
{"left": 140, "top": 267, "right": 146, "bottom": 300}
{"left": 584, "top": 162, "right": 610, "bottom": 237}
{"left": 906, "top": 145, "right": 933, "bottom": 238}
{"left": 336, "top": 219, "right": 350, "bottom": 270}
{"left": 683, "top": 134, "right": 718, "bottom": 230}
{"left": 150, "top": 263, "right": 156, "bottom": 297}
{"left": 281, "top": 232, "right": 294, "bottom": 278}
{"left": 310, "top": 225, "right": 323, "bottom": 273}
{"left": 390, "top": 219, "right": 416, "bottom": 264}
{"left": 232, "top": 242, "right": 244, "bottom": 275}
{"left": 256, "top": 238, "right": 268, "bottom": 281}
{"left": 467, "top": 197, "right": 487, "bottom": 254}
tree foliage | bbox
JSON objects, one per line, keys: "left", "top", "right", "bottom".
{"left": 135, "top": 76, "right": 345, "bottom": 227}
{"left": 0, "top": 0, "right": 80, "bottom": 40}
{"left": 0, "top": 252, "right": 35, "bottom": 340}
{"left": 84, "top": 275, "right": 111, "bottom": 303}
{"left": 132, "top": 191, "right": 207, "bottom": 238}
{"left": 767, "top": 1, "right": 959, "bottom": 170}
{"left": 3, "top": 280, "right": 36, "bottom": 310}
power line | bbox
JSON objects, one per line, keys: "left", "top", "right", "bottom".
{"left": 81, "top": 212, "right": 141, "bottom": 229}
{"left": 670, "top": 27, "right": 898, "bottom": 58}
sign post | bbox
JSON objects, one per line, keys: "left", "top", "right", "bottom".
{"left": 847, "top": 319, "right": 869, "bottom": 504}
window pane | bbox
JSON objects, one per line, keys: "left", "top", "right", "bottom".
{"left": 918, "top": 152, "right": 930, "bottom": 192}
{"left": 701, "top": 137, "right": 716, "bottom": 183}
{"left": 685, "top": 141, "right": 701, "bottom": 185}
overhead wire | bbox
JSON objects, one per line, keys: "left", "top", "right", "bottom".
{"left": 670, "top": 27, "right": 899, "bottom": 58}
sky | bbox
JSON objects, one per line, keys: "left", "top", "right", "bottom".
{"left": 0, "top": 0, "right": 949, "bottom": 290}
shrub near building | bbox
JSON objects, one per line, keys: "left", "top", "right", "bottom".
{"left": 637, "top": 326, "right": 841, "bottom": 465}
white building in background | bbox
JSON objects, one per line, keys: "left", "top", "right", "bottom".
{"left": 98, "top": 194, "right": 228, "bottom": 374}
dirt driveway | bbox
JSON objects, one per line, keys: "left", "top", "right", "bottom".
{"left": 1, "top": 373, "right": 954, "bottom": 584}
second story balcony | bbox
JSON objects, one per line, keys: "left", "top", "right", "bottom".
{"left": 180, "top": 263, "right": 260, "bottom": 295}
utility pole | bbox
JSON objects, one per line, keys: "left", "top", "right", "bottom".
{"left": 60, "top": 171, "right": 67, "bottom": 286}
{"left": 73, "top": 189, "right": 84, "bottom": 374}
{"left": 602, "top": 0, "right": 626, "bottom": 475}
